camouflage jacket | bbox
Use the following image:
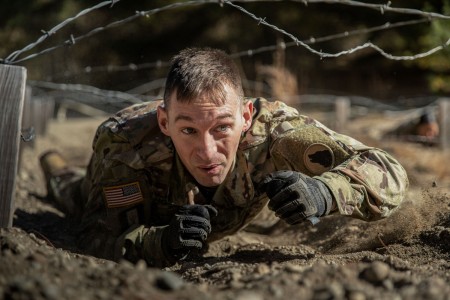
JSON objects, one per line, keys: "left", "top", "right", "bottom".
{"left": 77, "top": 98, "right": 408, "bottom": 267}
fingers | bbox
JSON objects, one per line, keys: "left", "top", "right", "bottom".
{"left": 180, "top": 214, "right": 212, "bottom": 233}
{"left": 204, "top": 204, "right": 218, "bottom": 218}
{"left": 266, "top": 177, "right": 320, "bottom": 225}
{"left": 178, "top": 238, "right": 203, "bottom": 250}
{"left": 180, "top": 226, "right": 208, "bottom": 241}
{"left": 258, "top": 170, "right": 299, "bottom": 197}
{"left": 274, "top": 198, "right": 319, "bottom": 224}
{"left": 267, "top": 184, "right": 308, "bottom": 211}
{"left": 177, "top": 221, "right": 209, "bottom": 251}
{"left": 179, "top": 204, "right": 218, "bottom": 220}
{"left": 170, "top": 204, "right": 218, "bottom": 253}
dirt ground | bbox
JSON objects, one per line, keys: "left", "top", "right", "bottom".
{"left": 1, "top": 111, "right": 449, "bottom": 300}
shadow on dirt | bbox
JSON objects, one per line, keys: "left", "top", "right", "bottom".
{"left": 13, "top": 209, "right": 79, "bottom": 252}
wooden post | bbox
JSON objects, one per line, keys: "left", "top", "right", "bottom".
{"left": 22, "top": 86, "right": 36, "bottom": 143}
{"left": 0, "top": 64, "right": 27, "bottom": 228}
{"left": 438, "top": 98, "right": 450, "bottom": 150}
{"left": 335, "top": 97, "right": 350, "bottom": 133}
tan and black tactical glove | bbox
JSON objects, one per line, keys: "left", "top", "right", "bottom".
{"left": 258, "top": 170, "right": 333, "bottom": 225}
{"left": 161, "top": 204, "right": 217, "bottom": 262}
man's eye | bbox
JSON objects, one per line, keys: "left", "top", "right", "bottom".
{"left": 181, "top": 128, "right": 196, "bottom": 134}
{"left": 216, "top": 125, "right": 230, "bottom": 132}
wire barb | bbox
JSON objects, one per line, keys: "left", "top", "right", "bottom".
{"left": 41, "top": 30, "right": 55, "bottom": 37}
{"left": 65, "top": 34, "right": 76, "bottom": 46}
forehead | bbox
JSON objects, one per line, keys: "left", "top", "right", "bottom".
{"left": 167, "top": 86, "right": 241, "bottom": 121}
{"left": 168, "top": 98, "right": 239, "bottom": 122}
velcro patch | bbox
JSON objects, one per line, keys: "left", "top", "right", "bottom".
{"left": 303, "top": 143, "right": 335, "bottom": 175}
{"left": 103, "top": 181, "right": 144, "bottom": 208}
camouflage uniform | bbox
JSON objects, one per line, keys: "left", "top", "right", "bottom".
{"left": 50, "top": 98, "right": 408, "bottom": 267}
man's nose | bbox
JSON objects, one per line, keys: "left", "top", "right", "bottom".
{"left": 195, "top": 133, "right": 217, "bottom": 160}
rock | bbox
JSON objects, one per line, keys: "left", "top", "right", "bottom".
{"left": 254, "top": 263, "right": 270, "bottom": 275}
{"left": 155, "top": 271, "right": 184, "bottom": 291}
{"left": 235, "top": 291, "right": 264, "bottom": 300}
{"left": 269, "top": 284, "right": 284, "bottom": 298}
{"left": 284, "top": 263, "right": 304, "bottom": 273}
{"left": 362, "top": 261, "right": 390, "bottom": 283}
{"left": 348, "top": 291, "right": 366, "bottom": 300}
{"left": 135, "top": 259, "right": 147, "bottom": 271}
{"left": 314, "top": 282, "right": 345, "bottom": 300}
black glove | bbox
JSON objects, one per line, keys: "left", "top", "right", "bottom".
{"left": 258, "top": 170, "right": 333, "bottom": 225}
{"left": 162, "top": 204, "right": 218, "bottom": 261}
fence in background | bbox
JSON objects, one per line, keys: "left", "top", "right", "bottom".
{"left": 20, "top": 81, "right": 450, "bottom": 149}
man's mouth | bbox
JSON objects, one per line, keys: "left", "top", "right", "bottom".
{"left": 198, "top": 164, "right": 222, "bottom": 174}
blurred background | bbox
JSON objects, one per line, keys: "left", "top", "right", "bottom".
{"left": 1, "top": 0, "right": 450, "bottom": 107}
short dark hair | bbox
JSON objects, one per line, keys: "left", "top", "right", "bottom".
{"left": 163, "top": 48, "right": 244, "bottom": 108}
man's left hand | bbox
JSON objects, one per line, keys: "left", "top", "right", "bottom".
{"left": 258, "top": 170, "right": 333, "bottom": 225}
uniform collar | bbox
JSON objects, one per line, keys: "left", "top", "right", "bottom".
{"left": 171, "top": 149, "right": 254, "bottom": 208}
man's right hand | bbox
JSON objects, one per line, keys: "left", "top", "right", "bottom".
{"left": 162, "top": 204, "right": 217, "bottom": 261}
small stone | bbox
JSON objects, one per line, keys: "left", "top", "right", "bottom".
{"left": 155, "top": 271, "right": 184, "bottom": 291}
{"left": 348, "top": 291, "right": 366, "bottom": 300}
{"left": 269, "top": 284, "right": 284, "bottom": 298}
{"left": 236, "top": 291, "right": 264, "bottom": 300}
{"left": 42, "top": 285, "right": 61, "bottom": 300}
{"left": 362, "top": 261, "right": 390, "bottom": 283}
{"left": 314, "top": 282, "right": 345, "bottom": 300}
{"left": 382, "top": 279, "right": 394, "bottom": 291}
{"left": 284, "top": 263, "right": 304, "bottom": 273}
{"left": 204, "top": 263, "right": 212, "bottom": 269}
{"left": 255, "top": 263, "right": 270, "bottom": 275}
{"left": 135, "top": 259, "right": 147, "bottom": 271}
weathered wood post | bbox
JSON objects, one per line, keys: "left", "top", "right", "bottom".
{"left": 335, "top": 97, "right": 350, "bottom": 133}
{"left": 438, "top": 98, "right": 450, "bottom": 150}
{"left": 0, "top": 64, "right": 27, "bottom": 228}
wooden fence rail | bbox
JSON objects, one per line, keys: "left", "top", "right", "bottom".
{"left": 0, "top": 64, "right": 27, "bottom": 228}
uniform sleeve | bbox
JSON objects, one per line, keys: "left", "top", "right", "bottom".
{"left": 77, "top": 118, "right": 174, "bottom": 267}
{"left": 270, "top": 117, "right": 409, "bottom": 221}
{"left": 316, "top": 146, "right": 409, "bottom": 221}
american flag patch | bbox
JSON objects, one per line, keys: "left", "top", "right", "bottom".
{"left": 103, "top": 182, "right": 144, "bottom": 208}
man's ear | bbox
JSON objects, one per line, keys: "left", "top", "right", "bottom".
{"left": 157, "top": 105, "right": 170, "bottom": 136}
{"left": 242, "top": 100, "right": 253, "bottom": 132}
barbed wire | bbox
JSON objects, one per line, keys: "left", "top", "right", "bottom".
{"left": 29, "top": 79, "right": 443, "bottom": 111}
{"left": 225, "top": 1, "right": 450, "bottom": 61}
{"left": 237, "top": 0, "right": 450, "bottom": 20}
{"left": 1, "top": 0, "right": 450, "bottom": 65}
{"left": 28, "top": 80, "right": 144, "bottom": 104}
{"left": 232, "top": 18, "right": 431, "bottom": 57}
{"left": 49, "top": 17, "right": 430, "bottom": 80}
{"left": 4, "top": 0, "right": 121, "bottom": 64}
{"left": 1, "top": 1, "right": 215, "bottom": 65}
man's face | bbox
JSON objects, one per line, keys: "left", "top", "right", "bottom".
{"left": 157, "top": 86, "right": 253, "bottom": 187}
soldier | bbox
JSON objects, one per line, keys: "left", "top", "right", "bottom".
{"left": 40, "top": 47, "right": 409, "bottom": 267}
{"left": 384, "top": 110, "right": 440, "bottom": 145}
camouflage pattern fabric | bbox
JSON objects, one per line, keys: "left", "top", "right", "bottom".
{"left": 50, "top": 98, "right": 409, "bottom": 267}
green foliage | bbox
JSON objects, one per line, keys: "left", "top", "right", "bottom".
{"left": 414, "top": 0, "right": 450, "bottom": 93}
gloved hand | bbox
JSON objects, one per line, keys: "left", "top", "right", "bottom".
{"left": 258, "top": 170, "right": 333, "bottom": 225}
{"left": 162, "top": 204, "right": 218, "bottom": 261}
